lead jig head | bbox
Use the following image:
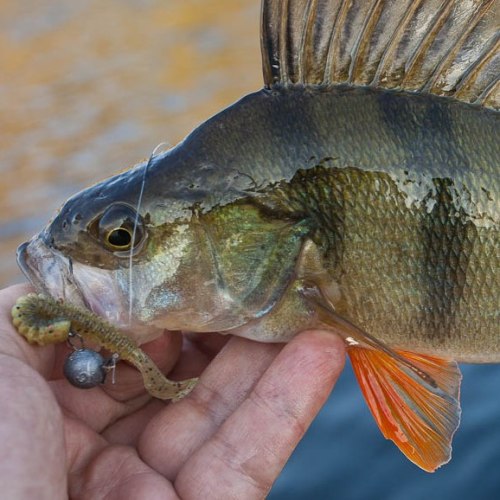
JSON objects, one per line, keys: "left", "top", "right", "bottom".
{"left": 63, "top": 348, "right": 107, "bottom": 389}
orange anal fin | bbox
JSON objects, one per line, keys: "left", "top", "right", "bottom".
{"left": 348, "top": 346, "right": 462, "bottom": 472}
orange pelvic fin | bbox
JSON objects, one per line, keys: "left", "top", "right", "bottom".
{"left": 303, "top": 288, "right": 462, "bottom": 470}
{"left": 348, "top": 346, "right": 462, "bottom": 472}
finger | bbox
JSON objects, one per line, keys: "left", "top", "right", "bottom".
{"left": 65, "top": 414, "right": 175, "bottom": 500}
{"left": 101, "top": 330, "right": 183, "bottom": 401}
{"left": 65, "top": 415, "right": 108, "bottom": 477}
{"left": 50, "top": 380, "right": 152, "bottom": 433}
{"left": 102, "top": 332, "right": 231, "bottom": 446}
{"left": 138, "top": 336, "right": 282, "bottom": 479}
{"left": 168, "top": 332, "right": 230, "bottom": 380}
{"left": 68, "top": 443, "right": 177, "bottom": 500}
{"left": 101, "top": 399, "right": 166, "bottom": 446}
{"left": 184, "top": 331, "right": 231, "bottom": 359}
{"left": 175, "top": 330, "right": 345, "bottom": 499}
{"left": 0, "top": 284, "right": 57, "bottom": 377}
{"left": 0, "top": 354, "right": 66, "bottom": 499}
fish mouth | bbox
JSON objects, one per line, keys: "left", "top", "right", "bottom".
{"left": 16, "top": 235, "right": 123, "bottom": 319}
{"left": 16, "top": 234, "right": 163, "bottom": 343}
{"left": 17, "top": 236, "right": 87, "bottom": 308}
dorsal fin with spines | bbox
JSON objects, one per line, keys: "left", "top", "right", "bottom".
{"left": 261, "top": 0, "right": 499, "bottom": 109}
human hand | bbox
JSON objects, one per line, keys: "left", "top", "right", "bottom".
{"left": 0, "top": 284, "right": 345, "bottom": 499}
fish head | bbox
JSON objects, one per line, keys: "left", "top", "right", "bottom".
{"left": 17, "top": 160, "right": 165, "bottom": 341}
{"left": 17, "top": 147, "right": 305, "bottom": 342}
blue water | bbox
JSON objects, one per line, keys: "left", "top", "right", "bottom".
{"left": 270, "top": 364, "right": 500, "bottom": 499}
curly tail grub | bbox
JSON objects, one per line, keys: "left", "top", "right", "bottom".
{"left": 11, "top": 293, "right": 197, "bottom": 401}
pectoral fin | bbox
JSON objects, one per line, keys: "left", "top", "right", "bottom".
{"left": 348, "top": 346, "right": 461, "bottom": 472}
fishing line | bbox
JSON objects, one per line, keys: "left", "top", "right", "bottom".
{"left": 127, "top": 142, "right": 170, "bottom": 325}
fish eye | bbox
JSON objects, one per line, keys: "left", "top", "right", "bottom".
{"left": 106, "top": 227, "right": 132, "bottom": 249}
{"left": 96, "top": 203, "right": 145, "bottom": 254}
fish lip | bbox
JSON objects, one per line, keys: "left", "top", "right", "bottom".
{"left": 16, "top": 236, "right": 87, "bottom": 308}
{"left": 16, "top": 241, "right": 41, "bottom": 289}
{"left": 16, "top": 239, "right": 54, "bottom": 295}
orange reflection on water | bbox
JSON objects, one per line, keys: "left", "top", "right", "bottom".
{"left": 0, "top": 0, "right": 261, "bottom": 286}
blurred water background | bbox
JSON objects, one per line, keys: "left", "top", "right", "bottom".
{"left": 1, "top": 1, "right": 498, "bottom": 498}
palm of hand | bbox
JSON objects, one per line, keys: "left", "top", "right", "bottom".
{"left": 0, "top": 285, "right": 344, "bottom": 499}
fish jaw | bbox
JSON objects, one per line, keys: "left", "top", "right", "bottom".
{"left": 16, "top": 235, "right": 164, "bottom": 344}
{"left": 17, "top": 236, "right": 86, "bottom": 308}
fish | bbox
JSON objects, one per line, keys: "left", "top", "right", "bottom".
{"left": 16, "top": 0, "right": 499, "bottom": 472}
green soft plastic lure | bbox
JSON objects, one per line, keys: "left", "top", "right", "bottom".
{"left": 12, "top": 293, "right": 197, "bottom": 401}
